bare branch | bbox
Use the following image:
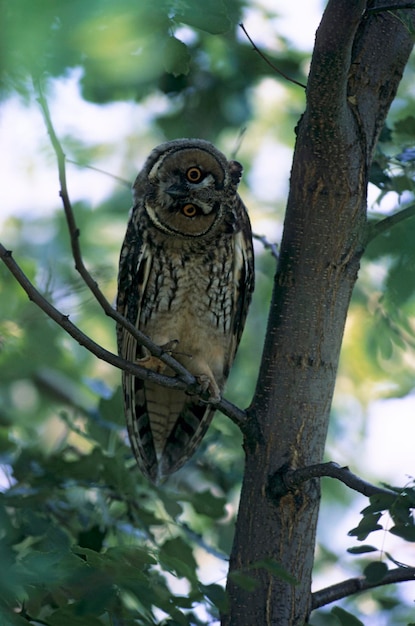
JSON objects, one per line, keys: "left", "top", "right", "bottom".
{"left": 277, "top": 462, "right": 397, "bottom": 498}
{"left": 312, "top": 566, "right": 415, "bottom": 609}
{"left": 0, "top": 244, "right": 183, "bottom": 389}
{"left": 239, "top": 23, "right": 307, "bottom": 89}
{"left": 0, "top": 243, "right": 248, "bottom": 429}
{"left": 66, "top": 158, "right": 131, "bottom": 188}
{"left": 367, "top": 202, "right": 415, "bottom": 241}
{"left": 252, "top": 233, "right": 279, "bottom": 260}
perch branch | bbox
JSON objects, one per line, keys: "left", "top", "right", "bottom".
{"left": 312, "top": 566, "right": 415, "bottom": 609}
{"left": 366, "top": 202, "right": 415, "bottom": 241}
{"left": 0, "top": 244, "right": 248, "bottom": 429}
{"left": 239, "top": 23, "right": 307, "bottom": 89}
{"left": 0, "top": 244, "right": 186, "bottom": 389}
{"left": 283, "top": 462, "right": 397, "bottom": 498}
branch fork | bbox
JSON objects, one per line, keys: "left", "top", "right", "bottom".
{"left": 269, "top": 461, "right": 398, "bottom": 501}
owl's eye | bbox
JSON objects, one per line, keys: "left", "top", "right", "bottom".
{"left": 182, "top": 203, "right": 197, "bottom": 218}
{"left": 186, "top": 167, "right": 203, "bottom": 182}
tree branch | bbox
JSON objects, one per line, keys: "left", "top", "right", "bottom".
{"left": 0, "top": 244, "right": 185, "bottom": 389}
{"left": 312, "top": 566, "right": 415, "bottom": 609}
{"left": 252, "top": 233, "right": 279, "bottom": 260}
{"left": 307, "top": 0, "right": 366, "bottom": 118}
{"left": 271, "top": 462, "right": 397, "bottom": 498}
{"left": 239, "top": 23, "right": 307, "bottom": 89}
{"left": 367, "top": 202, "right": 415, "bottom": 241}
{"left": 0, "top": 244, "right": 248, "bottom": 429}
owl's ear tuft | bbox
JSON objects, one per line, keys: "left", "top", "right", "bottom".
{"left": 228, "top": 160, "right": 243, "bottom": 186}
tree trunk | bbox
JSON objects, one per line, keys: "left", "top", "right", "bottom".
{"left": 224, "top": 2, "right": 415, "bottom": 624}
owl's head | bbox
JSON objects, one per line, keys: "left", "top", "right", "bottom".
{"left": 134, "top": 139, "right": 243, "bottom": 237}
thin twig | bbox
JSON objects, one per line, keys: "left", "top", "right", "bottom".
{"left": 66, "top": 158, "right": 131, "bottom": 188}
{"left": 366, "top": 202, "right": 415, "bottom": 242}
{"left": 35, "top": 81, "right": 195, "bottom": 385}
{"left": 312, "top": 566, "right": 415, "bottom": 609}
{"left": 239, "top": 23, "right": 307, "bottom": 90}
{"left": 0, "top": 244, "right": 248, "bottom": 429}
{"left": 284, "top": 462, "right": 397, "bottom": 498}
{"left": 252, "top": 233, "right": 279, "bottom": 260}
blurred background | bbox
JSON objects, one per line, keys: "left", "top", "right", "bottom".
{"left": 0, "top": 1, "right": 414, "bottom": 624}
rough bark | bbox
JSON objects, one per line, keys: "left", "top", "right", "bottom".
{"left": 224, "top": 2, "right": 415, "bottom": 625}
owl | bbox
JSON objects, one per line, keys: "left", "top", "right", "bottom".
{"left": 116, "top": 138, "right": 254, "bottom": 483}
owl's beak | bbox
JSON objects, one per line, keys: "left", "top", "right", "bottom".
{"left": 166, "top": 183, "right": 187, "bottom": 199}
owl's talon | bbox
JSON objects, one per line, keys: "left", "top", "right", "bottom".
{"left": 197, "top": 374, "right": 221, "bottom": 404}
{"left": 161, "top": 339, "right": 179, "bottom": 354}
{"left": 137, "top": 339, "right": 179, "bottom": 374}
{"left": 137, "top": 355, "right": 166, "bottom": 373}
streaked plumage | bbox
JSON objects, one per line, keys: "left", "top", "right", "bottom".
{"left": 116, "top": 139, "right": 254, "bottom": 483}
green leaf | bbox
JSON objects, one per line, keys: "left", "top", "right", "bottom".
{"left": 48, "top": 606, "right": 105, "bottom": 626}
{"left": 389, "top": 524, "right": 415, "bottom": 542}
{"left": 73, "top": 546, "right": 106, "bottom": 568}
{"left": 385, "top": 256, "right": 415, "bottom": 306}
{"left": 77, "top": 525, "right": 106, "bottom": 553}
{"left": 348, "top": 513, "right": 383, "bottom": 541}
{"left": 159, "top": 537, "right": 197, "bottom": 582}
{"left": 394, "top": 115, "right": 415, "bottom": 136}
{"left": 19, "top": 549, "right": 71, "bottom": 586}
{"left": 105, "top": 545, "right": 157, "bottom": 569}
{"left": 158, "top": 492, "right": 183, "bottom": 520}
{"left": 175, "top": 0, "right": 231, "bottom": 34}
{"left": 364, "top": 561, "right": 388, "bottom": 583}
{"left": 189, "top": 490, "right": 227, "bottom": 518}
{"left": 347, "top": 544, "right": 378, "bottom": 555}
{"left": 331, "top": 606, "right": 364, "bottom": 626}
{"left": 200, "top": 583, "right": 229, "bottom": 613}
{"left": 163, "top": 37, "right": 190, "bottom": 77}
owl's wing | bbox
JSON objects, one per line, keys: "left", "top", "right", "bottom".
{"left": 226, "top": 195, "right": 255, "bottom": 376}
{"left": 117, "top": 220, "right": 207, "bottom": 483}
{"left": 116, "top": 210, "right": 146, "bottom": 355}
{"left": 116, "top": 214, "right": 160, "bottom": 480}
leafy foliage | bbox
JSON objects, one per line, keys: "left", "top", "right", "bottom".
{"left": 0, "top": 382, "right": 233, "bottom": 625}
{"left": 344, "top": 483, "right": 415, "bottom": 601}
{"left": 0, "top": 0, "right": 305, "bottom": 139}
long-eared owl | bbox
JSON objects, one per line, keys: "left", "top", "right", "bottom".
{"left": 116, "top": 138, "right": 254, "bottom": 483}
